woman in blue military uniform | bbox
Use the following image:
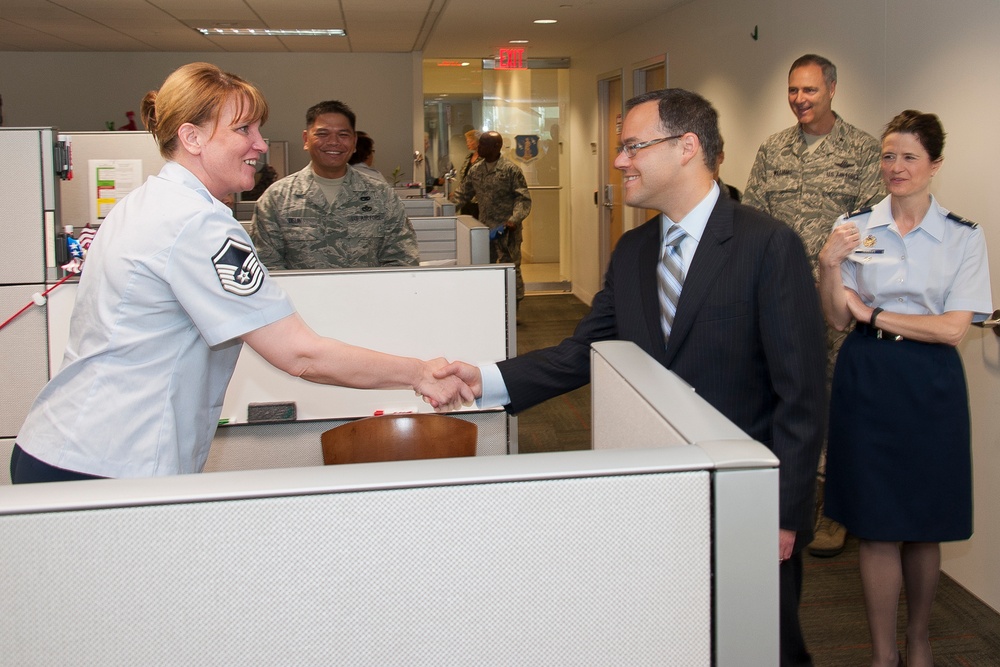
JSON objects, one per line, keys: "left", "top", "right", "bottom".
{"left": 818, "top": 110, "right": 992, "bottom": 667}
{"left": 10, "top": 63, "right": 471, "bottom": 484}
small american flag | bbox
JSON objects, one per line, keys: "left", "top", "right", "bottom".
{"left": 60, "top": 225, "right": 97, "bottom": 274}
{"left": 60, "top": 257, "right": 84, "bottom": 274}
{"left": 77, "top": 225, "right": 97, "bottom": 252}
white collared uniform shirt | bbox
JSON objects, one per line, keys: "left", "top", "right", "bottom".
{"left": 18, "top": 162, "right": 295, "bottom": 477}
{"left": 836, "top": 195, "right": 992, "bottom": 322}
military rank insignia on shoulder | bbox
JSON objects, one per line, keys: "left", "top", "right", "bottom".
{"left": 946, "top": 212, "right": 978, "bottom": 229}
{"left": 213, "top": 237, "right": 264, "bottom": 296}
{"left": 845, "top": 206, "right": 872, "bottom": 219}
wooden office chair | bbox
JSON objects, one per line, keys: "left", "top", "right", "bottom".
{"left": 321, "top": 414, "right": 478, "bottom": 465}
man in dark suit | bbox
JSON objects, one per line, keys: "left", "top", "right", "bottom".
{"left": 437, "top": 89, "right": 826, "bottom": 666}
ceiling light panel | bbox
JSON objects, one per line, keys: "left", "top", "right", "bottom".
{"left": 195, "top": 28, "right": 345, "bottom": 36}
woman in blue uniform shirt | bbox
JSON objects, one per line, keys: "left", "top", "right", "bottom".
{"left": 818, "top": 110, "right": 992, "bottom": 667}
{"left": 10, "top": 62, "right": 472, "bottom": 484}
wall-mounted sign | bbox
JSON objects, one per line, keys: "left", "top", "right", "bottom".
{"left": 496, "top": 48, "right": 526, "bottom": 70}
{"left": 514, "top": 135, "right": 540, "bottom": 162}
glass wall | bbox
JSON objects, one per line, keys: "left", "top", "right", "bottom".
{"left": 424, "top": 59, "right": 570, "bottom": 292}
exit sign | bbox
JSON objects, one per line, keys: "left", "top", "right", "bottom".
{"left": 496, "top": 48, "right": 526, "bottom": 70}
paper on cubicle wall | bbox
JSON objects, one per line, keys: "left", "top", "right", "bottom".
{"left": 88, "top": 159, "right": 142, "bottom": 226}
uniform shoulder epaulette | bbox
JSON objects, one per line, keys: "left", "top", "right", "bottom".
{"left": 844, "top": 206, "right": 872, "bottom": 219}
{"left": 946, "top": 212, "right": 978, "bottom": 229}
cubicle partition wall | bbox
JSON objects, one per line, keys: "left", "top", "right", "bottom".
{"left": 590, "top": 341, "right": 781, "bottom": 666}
{"left": 1, "top": 341, "right": 778, "bottom": 666}
{"left": 57, "top": 131, "right": 165, "bottom": 230}
{"left": 211, "top": 265, "right": 514, "bottom": 463}
{"left": 410, "top": 214, "right": 489, "bottom": 266}
{"left": 0, "top": 129, "right": 60, "bottom": 443}
{"left": 401, "top": 196, "right": 480, "bottom": 266}
{"left": 398, "top": 193, "right": 456, "bottom": 218}
{"left": 0, "top": 264, "right": 515, "bottom": 485}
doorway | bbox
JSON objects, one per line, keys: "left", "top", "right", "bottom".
{"left": 632, "top": 55, "right": 668, "bottom": 228}
{"left": 423, "top": 58, "right": 571, "bottom": 293}
{"left": 597, "top": 71, "right": 624, "bottom": 284}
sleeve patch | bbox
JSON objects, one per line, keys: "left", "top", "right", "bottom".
{"left": 213, "top": 238, "right": 264, "bottom": 296}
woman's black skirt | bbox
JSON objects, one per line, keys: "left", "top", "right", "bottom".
{"left": 825, "top": 327, "right": 973, "bottom": 542}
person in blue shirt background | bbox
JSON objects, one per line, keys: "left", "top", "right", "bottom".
{"left": 818, "top": 109, "right": 992, "bottom": 667}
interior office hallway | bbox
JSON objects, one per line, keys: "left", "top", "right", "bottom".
{"left": 515, "top": 293, "right": 1000, "bottom": 666}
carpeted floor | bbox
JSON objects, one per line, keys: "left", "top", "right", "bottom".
{"left": 513, "top": 293, "right": 592, "bottom": 454}
{"left": 802, "top": 537, "right": 1000, "bottom": 666}
{"left": 515, "top": 292, "right": 1000, "bottom": 666}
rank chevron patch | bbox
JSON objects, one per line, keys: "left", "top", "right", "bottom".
{"left": 213, "top": 237, "right": 264, "bottom": 296}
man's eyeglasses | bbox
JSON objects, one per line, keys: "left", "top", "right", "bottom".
{"left": 616, "top": 134, "right": 685, "bottom": 158}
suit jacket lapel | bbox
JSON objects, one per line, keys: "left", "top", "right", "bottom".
{"left": 663, "top": 197, "right": 735, "bottom": 365}
{"left": 637, "top": 216, "right": 669, "bottom": 363}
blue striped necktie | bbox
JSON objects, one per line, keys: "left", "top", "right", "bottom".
{"left": 658, "top": 224, "right": 686, "bottom": 342}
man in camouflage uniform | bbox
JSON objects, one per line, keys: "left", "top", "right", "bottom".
{"left": 453, "top": 131, "right": 532, "bottom": 305}
{"left": 744, "top": 54, "right": 885, "bottom": 558}
{"left": 251, "top": 100, "right": 418, "bottom": 270}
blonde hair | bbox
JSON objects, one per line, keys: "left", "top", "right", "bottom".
{"left": 140, "top": 62, "right": 269, "bottom": 159}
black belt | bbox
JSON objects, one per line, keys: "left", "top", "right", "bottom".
{"left": 855, "top": 322, "right": 904, "bottom": 342}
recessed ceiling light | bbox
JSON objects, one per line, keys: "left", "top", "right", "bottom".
{"left": 437, "top": 60, "right": 470, "bottom": 67}
{"left": 195, "top": 27, "right": 346, "bottom": 37}
{"left": 534, "top": 19, "right": 557, "bottom": 24}
{"left": 509, "top": 40, "right": 529, "bottom": 44}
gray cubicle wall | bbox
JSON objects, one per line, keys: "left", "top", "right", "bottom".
{"left": 57, "top": 131, "right": 165, "bottom": 230}
{"left": 1, "top": 452, "right": 715, "bottom": 666}
{"left": 411, "top": 215, "right": 489, "bottom": 265}
{"left": 0, "top": 128, "right": 53, "bottom": 285}
{"left": 0, "top": 129, "right": 58, "bottom": 439}
{"left": 590, "top": 341, "right": 781, "bottom": 666}
{"left": 46, "top": 266, "right": 511, "bottom": 422}
{"left": 202, "top": 265, "right": 513, "bottom": 465}
{"left": 19, "top": 265, "right": 515, "bottom": 483}
{"left": 1, "top": 340, "right": 778, "bottom": 665}
{"left": 1, "top": 268, "right": 513, "bottom": 485}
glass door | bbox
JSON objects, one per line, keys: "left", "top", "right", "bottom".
{"left": 424, "top": 58, "right": 570, "bottom": 293}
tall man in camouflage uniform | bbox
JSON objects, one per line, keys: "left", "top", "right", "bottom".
{"left": 743, "top": 54, "right": 885, "bottom": 558}
{"left": 453, "top": 131, "right": 532, "bottom": 305}
{"left": 251, "top": 100, "right": 418, "bottom": 270}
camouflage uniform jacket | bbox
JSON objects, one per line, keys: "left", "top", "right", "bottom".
{"left": 453, "top": 156, "right": 531, "bottom": 231}
{"left": 743, "top": 114, "right": 885, "bottom": 277}
{"left": 251, "top": 164, "right": 418, "bottom": 270}
{"left": 456, "top": 152, "right": 479, "bottom": 201}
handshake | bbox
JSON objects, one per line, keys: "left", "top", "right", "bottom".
{"left": 413, "top": 358, "right": 486, "bottom": 412}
